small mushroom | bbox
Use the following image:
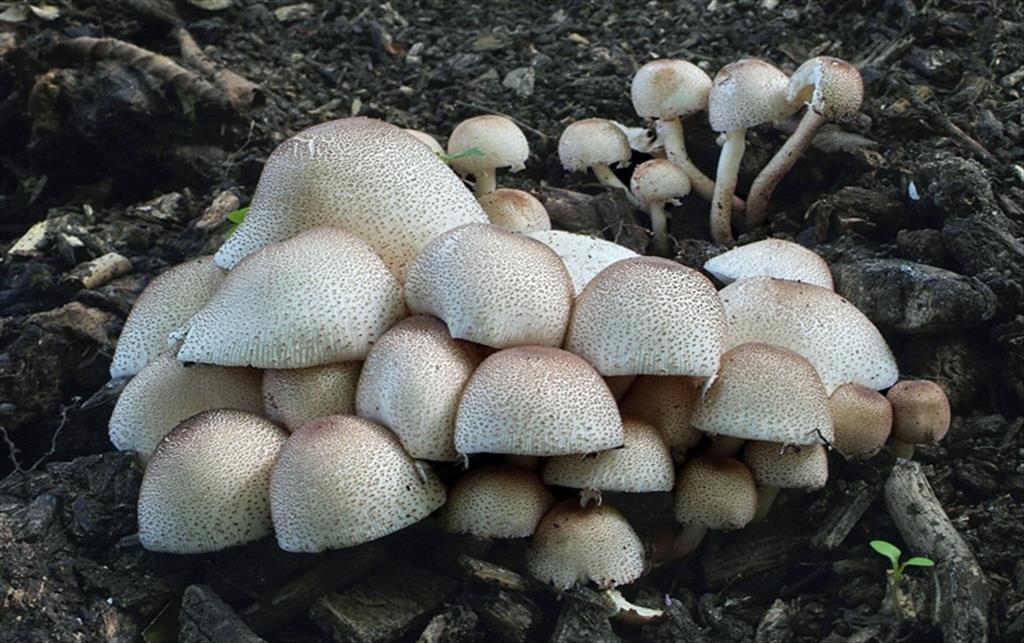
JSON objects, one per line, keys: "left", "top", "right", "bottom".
{"left": 670, "top": 455, "right": 757, "bottom": 558}
{"left": 558, "top": 118, "right": 638, "bottom": 205}
{"left": 629, "top": 158, "right": 692, "bottom": 256}
{"left": 447, "top": 115, "right": 529, "bottom": 195}
{"left": 742, "top": 441, "right": 828, "bottom": 521}
{"left": 886, "top": 380, "right": 951, "bottom": 459}
{"left": 524, "top": 230, "right": 638, "bottom": 296}
{"left": 829, "top": 383, "right": 892, "bottom": 459}
{"left": 438, "top": 464, "right": 555, "bottom": 539}
{"left": 703, "top": 238, "right": 834, "bottom": 290}
{"left": 262, "top": 362, "right": 362, "bottom": 432}
{"left": 478, "top": 188, "right": 551, "bottom": 232}
{"left": 618, "top": 376, "right": 704, "bottom": 457}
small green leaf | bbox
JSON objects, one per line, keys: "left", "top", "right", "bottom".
{"left": 902, "top": 557, "right": 935, "bottom": 568}
{"left": 227, "top": 206, "right": 249, "bottom": 224}
{"left": 438, "top": 147, "right": 485, "bottom": 163}
{"left": 870, "top": 539, "right": 902, "bottom": 567}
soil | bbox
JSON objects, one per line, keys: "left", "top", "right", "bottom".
{"left": 1, "top": 1, "right": 1022, "bottom": 642}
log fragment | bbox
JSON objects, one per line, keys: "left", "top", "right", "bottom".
{"left": 550, "top": 594, "right": 619, "bottom": 643}
{"left": 811, "top": 480, "right": 878, "bottom": 550}
{"left": 179, "top": 584, "right": 266, "bottom": 643}
{"left": 473, "top": 590, "right": 542, "bottom": 643}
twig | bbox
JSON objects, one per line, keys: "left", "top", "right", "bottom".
{"left": 0, "top": 399, "right": 76, "bottom": 481}
{"left": 174, "top": 27, "right": 264, "bottom": 110}
{"left": 453, "top": 100, "right": 549, "bottom": 141}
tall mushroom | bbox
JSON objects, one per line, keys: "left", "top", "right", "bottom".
{"left": 447, "top": 115, "right": 529, "bottom": 195}
{"left": 558, "top": 118, "right": 639, "bottom": 206}
{"left": 629, "top": 158, "right": 692, "bottom": 256}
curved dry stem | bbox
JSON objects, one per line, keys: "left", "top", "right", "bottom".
{"left": 659, "top": 118, "right": 744, "bottom": 212}
{"left": 473, "top": 169, "right": 497, "bottom": 196}
{"left": 746, "top": 110, "right": 827, "bottom": 228}
{"left": 753, "top": 485, "right": 780, "bottom": 522}
{"left": 592, "top": 163, "right": 644, "bottom": 209}
{"left": 710, "top": 129, "right": 745, "bottom": 247}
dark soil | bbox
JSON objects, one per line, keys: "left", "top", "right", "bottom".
{"left": 1, "top": 1, "right": 1022, "bottom": 642}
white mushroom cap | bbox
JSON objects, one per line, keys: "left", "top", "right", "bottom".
{"left": 543, "top": 418, "right": 674, "bottom": 493}
{"left": 527, "top": 500, "right": 646, "bottom": 590}
{"left": 708, "top": 59, "right": 800, "bottom": 132}
{"left": 356, "top": 316, "right": 481, "bottom": 461}
{"left": 438, "top": 465, "right": 555, "bottom": 538}
{"left": 558, "top": 118, "right": 632, "bottom": 172}
{"left": 270, "top": 415, "right": 446, "bottom": 552}
{"left": 263, "top": 362, "right": 362, "bottom": 432}
{"left": 673, "top": 455, "right": 757, "bottom": 531}
{"left": 887, "top": 380, "right": 951, "bottom": 445}
{"left": 719, "top": 277, "right": 899, "bottom": 394}
{"left": 788, "top": 56, "right": 864, "bottom": 121}
{"left": 692, "top": 342, "right": 833, "bottom": 445}
{"left": 524, "top": 230, "right": 638, "bottom": 296}
{"left": 478, "top": 189, "right": 551, "bottom": 233}
{"left": 703, "top": 239, "right": 834, "bottom": 290}
{"left": 138, "top": 409, "right": 288, "bottom": 553}
{"left": 215, "top": 117, "right": 487, "bottom": 279}
{"left": 447, "top": 115, "right": 529, "bottom": 176}
{"left": 405, "top": 223, "right": 573, "bottom": 349}
{"left": 619, "top": 376, "right": 703, "bottom": 451}
{"left": 565, "top": 257, "right": 725, "bottom": 377}
{"left": 108, "top": 351, "right": 263, "bottom": 459}
{"left": 455, "top": 346, "right": 624, "bottom": 457}
{"left": 631, "top": 59, "right": 712, "bottom": 120}
{"left": 829, "top": 383, "right": 892, "bottom": 458}
{"left": 110, "top": 256, "right": 225, "bottom": 378}
{"left": 177, "top": 227, "right": 405, "bottom": 368}
{"left": 403, "top": 128, "right": 445, "bottom": 156}
{"left": 743, "top": 441, "right": 829, "bottom": 489}
{"left": 630, "top": 159, "right": 692, "bottom": 206}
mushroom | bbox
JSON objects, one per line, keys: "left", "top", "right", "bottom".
{"left": 829, "top": 383, "right": 892, "bottom": 459}
{"left": 670, "top": 455, "right": 757, "bottom": 558}
{"left": 138, "top": 409, "right": 288, "bottom": 553}
{"left": 270, "top": 415, "right": 446, "bottom": 552}
{"left": 886, "top": 380, "right": 951, "bottom": 459}
{"left": 703, "top": 238, "right": 834, "bottom": 290}
{"left": 262, "top": 362, "right": 362, "bottom": 432}
{"left": 404, "top": 223, "right": 574, "bottom": 349}
{"left": 403, "top": 128, "right": 445, "bottom": 156}
{"left": 742, "top": 441, "right": 828, "bottom": 521}
{"left": 478, "top": 188, "right": 551, "bottom": 232}
{"left": 745, "top": 57, "right": 863, "bottom": 227}
{"left": 558, "top": 118, "right": 639, "bottom": 206}
{"left": 447, "top": 115, "right": 529, "bottom": 195}
{"left": 629, "top": 158, "right": 692, "bottom": 256}
{"left": 438, "top": 464, "right": 555, "bottom": 539}
{"left": 618, "top": 376, "right": 704, "bottom": 457}
{"left": 707, "top": 59, "right": 800, "bottom": 246}
{"left": 524, "top": 230, "right": 637, "bottom": 296}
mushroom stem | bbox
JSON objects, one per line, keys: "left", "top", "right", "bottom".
{"left": 669, "top": 523, "right": 708, "bottom": 559}
{"left": 473, "top": 169, "right": 497, "bottom": 196}
{"left": 710, "top": 129, "right": 745, "bottom": 247}
{"left": 706, "top": 435, "right": 745, "bottom": 457}
{"left": 505, "top": 454, "right": 541, "bottom": 470}
{"left": 659, "top": 117, "right": 744, "bottom": 212}
{"left": 753, "top": 485, "right": 780, "bottom": 522}
{"left": 591, "top": 164, "right": 644, "bottom": 208}
{"left": 602, "top": 587, "right": 665, "bottom": 623}
{"left": 648, "top": 202, "right": 670, "bottom": 256}
{"left": 745, "top": 110, "right": 827, "bottom": 229}
{"left": 891, "top": 439, "right": 916, "bottom": 460}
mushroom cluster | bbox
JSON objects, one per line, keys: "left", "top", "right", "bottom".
{"left": 109, "top": 115, "right": 949, "bottom": 613}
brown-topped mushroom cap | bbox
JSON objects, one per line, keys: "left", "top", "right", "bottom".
{"left": 438, "top": 464, "right": 555, "bottom": 539}
{"left": 673, "top": 455, "right": 757, "bottom": 531}
{"left": 829, "top": 383, "right": 892, "bottom": 457}
{"left": 887, "top": 380, "right": 951, "bottom": 445}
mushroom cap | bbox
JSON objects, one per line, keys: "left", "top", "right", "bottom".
{"left": 478, "top": 188, "right": 551, "bottom": 233}
{"left": 543, "top": 418, "right": 675, "bottom": 493}
{"left": 703, "top": 239, "right": 834, "bottom": 290}
{"left": 742, "top": 441, "right": 829, "bottom": 489}
{"left": 708, "top": 58, "right": 800, "bottom": 132}
{"left": 631, "top": 58, "right": 712, "bottom": 120}
{"left": 270, "top": 415, "right": 446, "bottom": 552}
{"left": 355, "top": 316, "right": 481, "bottom": 461}
{"left": 719, "top": 277, "right": 899, "bottom": 394}
{"left": 438, "top": 465, "right": 555, "bottom": 538}
{"left": 178, "top": 227, "right": 405, "bottom": 368}
{"left": 525, "top": 230, "right": 638, "bottom": 296}
{"left": 527, "top": 500, "right": 645, "bottom": 590}
{"left": 829, "top": 383, "right": 892, "bottom": 457}
{"left": 403, "top": 128, "right": 445, "bottom": 156}
{"left": 110, "top": 256, "right": 226, "bottom": 378}
{"left": 108, "top": 351, "right": 263, "bottom": 459}
{"left": 886, "top": 380, "right": 951, "bottom": 445}
{"left": 788, "top": 56, "right": 864, "bottom": 121}
{"left": 263, "top": 362, "right": 362, "bottom": 432}
{"left": 565, "top": 257, "right": 725, "bottom": 377}
{"left": 558, "top": 118, "right": 632, "bottom": 172}
{"left": 455, "top": 346, "right": 624, "bottom": 457}
{"left": 215, "top": 117, "right": 486, "bottom": 279}
{"left": 405, "top": 223, "right": 573, "bottom": 348}
{"left": 138, "top": 409, "right": 288, "bottom": 553}
{"left": 447, "top": 115, "right": 529, "bottom": 176}
{"left": 629, "top": 159, "right": 692, "bottom": 206}
{"left": 673, "top": 455, "right": 757, "bottom": 531}
{"left": 692, "top": 342, "right": 833, "bottom": 445}
{"left": 619, "top": 376, "right": 703, "bottom": 451}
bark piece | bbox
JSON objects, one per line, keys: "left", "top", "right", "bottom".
{"left": 701, "top": 530, "right": 808, "bottom": 590}
{"left": 473, "top": 590, "right": 542, "bottom": 643}
{"left": 179, "top": 584, "right": 266, "bottom": 643}
{"left": 550, "top": 594, "right": 619, "bottom": 643}
{"left": 811, "top": 480, "right": 878, "bottom": 550}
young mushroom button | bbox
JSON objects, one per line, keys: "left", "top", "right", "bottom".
{"left": 447, "top": 115, "right": 530, "bottom": 195}
{"left": 629, "top": 158, "right": 692, "bottom": 256}
{"left": 886, "top": 380, "right": 951, "bottom": 459}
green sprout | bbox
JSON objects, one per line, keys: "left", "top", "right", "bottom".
{"left": 870, "top": 539, "right": 935, "bottom": 583}
{"left": 225, "top": 206, "right": 249, "bottom": 237}
{"left": 437, "top": 147, "right": 484, "bottom": 164}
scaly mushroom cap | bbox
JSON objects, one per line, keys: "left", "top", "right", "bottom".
{"left": 788, "top": 56, "right": 864, "bottom": 121}
{"left": 138, "top": 409, "right": 288, "bottom": 553}
{"left": 262, "top": 362, "right": 362, "bottom": 432}
{"left": 673, "top": 455, "right": 757, "bottom": 530}
{"left": 110, "top": 256, "right": 226, "bottom": 378}
{"left": 356, "top": 316, "right": 481, "bottom": 461}
{"left": 886, "top": 380, "right": 951, "bottom": 445}
{"left": 565, "top": 257, "right": 725, "bottom": 377}
{"left": 438, "top": 465, "right": 555, "bottom": 538}
{"left": 447, "top": 115, "right": 530, "bottom": 177}
{"left": 109, "top": 351, "right": 263, "bottom": 458}
{"left": 719, "top": 277, "right": 898, "bottom": 394}
{"left": 708, "top": 59, "right": 799, "bottom": 132}
{"left": 270, "top": 415, "right": 446, "bottom": 552}
{"left": 743, "top": 441, "right": 829, "bottom": 489}
{"left": 403, "top": 128, "right": 445, "bottom": 156}
{"left": 455, "top": 346, "right": 624, "bottom": 457}
{"left": 525, "top": 230, "right": 638, "bottom": 296}
{"left": 692, "top": 342, "right": 833, "bottom": 445}
{"left": 527, "top": 500, "right": 646, "bottom": 590}
{"left": 703, "top": 239, "right": 834, "bottom": 290}
{"left": 215, "top": 117, "right": 486, "bottom": 279}
{"left": 543, "top": 418, "right": 674, "bottom": 493}
{"left": 405, "top": 223, "right": 573, "bottom": 348}
{"left": 478, "top": 188, "right": 551, "bottom": 233}
{"left": 631, "top": 59, "right": 712, "bottom": 120}
{"left": 178, "top": 227, "right": 404, "bottom": 368}
{"left": 619, "top": 376, "right": 703, "bottom": 450}
{"left": 558, "top": 118, "right": 632, "bottom": 172}
{"left": 630, "top": 159, "right": 692, "bottom": 205}
{"left": 829, "top": 383, "right": 892, "bottom": 457}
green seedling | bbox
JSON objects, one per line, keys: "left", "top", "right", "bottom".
{"left": 871, "top": 539, "right": 934, "bottom": 618}
{"left": 226, "top": 206, "right": 248, "bottom": 236}
{"left": 437, "top": 146, "right": 484, "bottom": 164}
